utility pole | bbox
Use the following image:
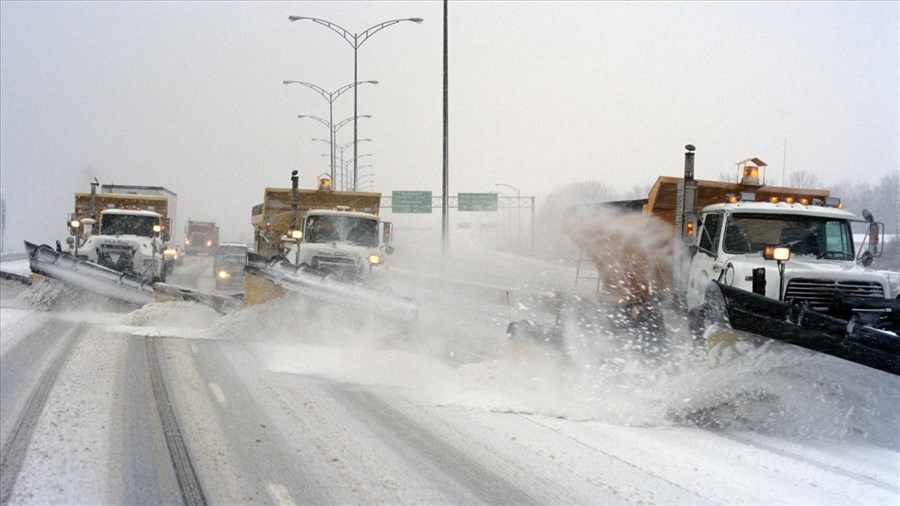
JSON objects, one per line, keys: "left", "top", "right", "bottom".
{"left": 441, "top": 0, "right": 450, "bottom": 268}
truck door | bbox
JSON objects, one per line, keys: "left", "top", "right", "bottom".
{"left": 687, "top": 211, "right": 724, "bottom": 311}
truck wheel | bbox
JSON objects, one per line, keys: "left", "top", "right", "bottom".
{"left": 688, "top": 305, "right": 719, "bottom": 341}
{"left": 689, "top": 296, "right": 747, "bottom": 360}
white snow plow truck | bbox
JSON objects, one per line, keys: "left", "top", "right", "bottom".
{"left": 508, "top": 145, "right": 899, "bottom": 375}
{"left": 244, "top": 172, "right": 417, "bottom": 324}
{"left": 25, "top": 181, "right": 241, "bottom": 312}
{"left": 24, "top": 181, "right": 173, "bottom": 304}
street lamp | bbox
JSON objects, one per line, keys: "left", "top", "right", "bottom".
{"left": 341, "top": 154, "right": 372, "bottom": 190}
{"left": 289, "top": 15, "right": 423, "bottom": 190}
{"left": 301, "top": 114, "right": 371, "bottom": 136}
{"left": 320, "top": 140, "right": 372, "bottom": 190}
{"left": 284, "top": 80, "right": 377, "bottom": 182}
{"left": 297, "top": 115, "right": 370, "bottom": 186}
{"left": 336, "top": 139, "right": 371, "bottom": 190}
{"left": 357, "top": 170, "right": 376, "bottom": 190}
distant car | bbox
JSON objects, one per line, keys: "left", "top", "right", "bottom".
{"left": 213, "top": 243, "right": 249, "bottom": 273}
{"left": 215, "top": 254, "right": 246, "bottom": 290}
{"left": 213, "top": 243, "right": 249, "bottom": 290}
{"left": 163, "top": 244, "right": 184, "bottom": 273}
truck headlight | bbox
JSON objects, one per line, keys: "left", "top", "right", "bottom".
{"left": 368, "top": 254, "right": 383, "bottom": 265}
{"left": 217, "top": 270, "right": 230, "bottom": 279}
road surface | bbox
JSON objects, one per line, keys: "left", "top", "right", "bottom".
{"left": 1, "top": 246, "right": 898, "bottom": 505}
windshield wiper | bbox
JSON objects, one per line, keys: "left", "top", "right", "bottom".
{"left": 817, "top": 251, "right": 852, "bottom": 260}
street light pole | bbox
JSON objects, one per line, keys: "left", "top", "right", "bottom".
{"left": 496, "top": 183, "right": 521, "bottom": 245}
{"left": 289, "top": 15, "right": 423, "bottom": 190}
{"left": 284, "top": 80, "right": 377, "bottom": 183}
{"left": 335, "top": 139, "right": 371, "bottom": 190}
{"left": 297, "top": 114, "right": 371, "bottom": 188}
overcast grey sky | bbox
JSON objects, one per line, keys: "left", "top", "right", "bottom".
{"left": 1, "top": 1, "right": 897, "bottom": 248}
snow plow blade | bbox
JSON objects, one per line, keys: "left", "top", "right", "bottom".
{"left": 25, "top": 241, "right": 156, "bottom": 305}
{"left": 243, "top": 253, "right": 418, "bottom": 323}
{"left": 0, "top": 270, "right": 33, "bottom": 286}
{"left": 26, "top": 241, "right": 244, "bottom": 313}
{"left": 709, "top": 281, "right": 900, "bottom": 376}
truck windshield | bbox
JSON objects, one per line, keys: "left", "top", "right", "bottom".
{"left": 101, "top": 213, "right": 160, "bottom": 237}
{"left": 305, "top": 215, "right": 378, "bottom": 247}
{"left": 724, "top": 213, "right": 854, "bottom": 259}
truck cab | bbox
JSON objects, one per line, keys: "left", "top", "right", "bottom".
{"left": 77, "top": 208, "right": 168, "bottom": 283}
{"left": 687, "top": 199, "right": 891, "bottom": 316}
{"left": 280, "top": 208, "right": 393, "bottom": 283}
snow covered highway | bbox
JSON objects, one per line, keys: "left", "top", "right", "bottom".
{"left": 1, "top": 247, "right": 898, "bottom": 505}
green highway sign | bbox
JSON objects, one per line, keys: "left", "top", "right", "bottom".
{"left": 458, "top": 192, "right": 498, "bottom": 211}
{"left": 392, "top": 190, "right": 432, "bottom": 213}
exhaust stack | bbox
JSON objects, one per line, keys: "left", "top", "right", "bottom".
{"left": 290, "top": 170, "right": 298, "bottom": 231}
{"left": 673, "top": 144, "right": 698, "bottom": 306}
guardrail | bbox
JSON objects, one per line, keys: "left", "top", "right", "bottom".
{"left": 0, "top": 251, "right": 29, "bottom": 263}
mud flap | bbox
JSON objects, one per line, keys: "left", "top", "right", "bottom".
{"left": 708, "top": 281, "right": 900, "bottom": 376}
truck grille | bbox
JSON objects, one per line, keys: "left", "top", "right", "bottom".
{"left": 97, "top": 244, "right": 135, "bottom": 272}
{"left": 784, "top": 278, "right": 884, "bottom": 311}
{"left": 311, "top": 256, "right": 359, "bottom": 278}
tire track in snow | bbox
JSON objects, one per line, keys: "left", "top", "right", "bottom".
{"left": 721, "top": 431, "right": 899, "bottom": 494}
{"left": 0, "top": 321, "right": 83, "bottom": 505}
{"left": 146, "top": 337, "right": 207, "bottom": 506}
{"left": 332, "top": 387, "right": 538, "bottom": 504}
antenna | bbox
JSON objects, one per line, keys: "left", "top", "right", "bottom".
{"left": 782, "top": 139, "right": 787, "bottom": 187}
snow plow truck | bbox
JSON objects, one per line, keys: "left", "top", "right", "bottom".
{"left": 243, "top": 172, "right": 418, "bottom": 324}
{"left": 34, "top": 181, "right": 175, "bottom": 285}
{"left": 22, "top": 174, "right": 416, "bottom": 323}
{"left": 24, "top": 180, "right": 240, "bottom": 312}
{"left": 508, "top": 145, "right": 899, "bottom": 375}
{"left": 184, "top": 220, "right": 219, "bottom": 255}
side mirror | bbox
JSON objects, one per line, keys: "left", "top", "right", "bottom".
{"left": 65, "top": 236, "right": 75, "bottom": 246}
{"left": 859, "top": 250, "right": 874, "bottom": 267}
{"left": 382, "top": 222, "right": 393, "bottom": 244}
{"left": 868, "top": 222, "right": 884, "bottom": 258}
{"left": 384, "top": 245, "right": 395, "bottom": 256}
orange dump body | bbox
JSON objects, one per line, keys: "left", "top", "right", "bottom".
{"left": 562, "top": 174, "right": 830, "bottom": 305}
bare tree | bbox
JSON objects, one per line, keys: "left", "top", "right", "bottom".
{"left": 786, "top": 170, "right": 823, "bottom": 188}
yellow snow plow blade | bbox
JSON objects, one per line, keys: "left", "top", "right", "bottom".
{"left": 243, "top": 271, "right": 287, "bottom": 306}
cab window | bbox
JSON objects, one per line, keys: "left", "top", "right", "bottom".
{"left": 699, "top": 213, "right": 722, "bottom": 255}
